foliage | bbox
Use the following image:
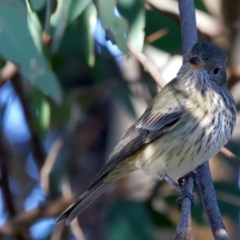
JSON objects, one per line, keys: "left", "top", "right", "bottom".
{"left": 0, "top": 0, "right": 239, "bottom": 240}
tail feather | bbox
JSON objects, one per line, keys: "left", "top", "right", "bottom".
{"left": 56, "top": 182, "right": 111, "bottom": 225}
{"left": 56, "top": 160, "right": 134, "bottom": 225}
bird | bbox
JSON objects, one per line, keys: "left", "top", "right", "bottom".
{"left": 56, "top": 41, "right": 236, "bottom": 225}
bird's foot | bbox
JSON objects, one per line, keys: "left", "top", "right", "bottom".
{"left": 164, "top": 175, "right": 195, "bottom": 209}
{"left": 178, "top": 171, "right": 198, "bottom": 188}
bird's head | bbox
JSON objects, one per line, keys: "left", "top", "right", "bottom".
{"left": 187, "top": 42, "right": 228, "bottom": 87}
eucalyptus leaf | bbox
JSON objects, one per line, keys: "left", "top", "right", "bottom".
{"left": 80, "top": 3, "right": 96, "bottom": 67}
{"left": 26, "top": 0, "right": 44, "bottom": 53}
{"left": 118, "top": 0, "right": 145, "bottom": 51}
{"left": 50, "top": 0, "right": 91, "bottom": 52}
{"left": 27, "top": 0, "right": 45, "bottom": 11}
{"left": 98, "top": 0, "right": 128, "bottom": 54}
{"left": 0, "top": 0, "right": 62, "bottom": 103}
{"left": 30, "top": 88, "right": 50, "bottom": 139}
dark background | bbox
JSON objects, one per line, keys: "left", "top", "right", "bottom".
{"left": 0, "top": 0, "right": 240, "bottom": 239}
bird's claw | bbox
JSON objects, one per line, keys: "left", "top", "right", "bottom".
{"left": 178, "top": 171, "right": 198, "bottom": 188}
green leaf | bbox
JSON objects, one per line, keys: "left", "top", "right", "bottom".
{"left": 50, "top": 0, "right": 91, "bottom": 52}
{"left": 56, "top": 2, "right": 96, "bottom": 67}
{"left": 30, "top": 88, "right": 50, "bottom": 139}
{"left": 118, "top": 0, "right": 145, "bottom": 51}
{"left": 0, "top": 0, "right": 62, "bottom": 103}
{"left": 26, "top": 0, "right": 45, "bottom": 54}
{"left": 68, "top": 0, "right": 91, "bottom": 25}
{"left": 79, "top": 3, "right": 96, "bottom": 67}
{"left": 50, "top": 0, "right": 91, "bottom": 27}
{"left": 27, "top": 0, "right": 45, "bottom": 11}
{"left": 98, "top": 0, "right": 128, "bottom": 54}
{"left": 107, "top": 200, "right": 153, "bottom": 240}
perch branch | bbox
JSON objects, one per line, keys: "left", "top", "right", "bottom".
{"left": 196, "top": 163, "right": 229, "bottom": 240}
{"left": 173, "top": 176, "right": 195, "bottom": 240}
{"left": 178, "top": 0, "right": 229, "bottom": 239}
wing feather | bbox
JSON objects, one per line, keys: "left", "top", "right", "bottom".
{"left": 89, "top": 109, "right": 182, "bottom": 187}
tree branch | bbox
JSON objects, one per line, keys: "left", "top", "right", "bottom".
{"left": 0, "top": 130, "right": 27, "bottom": 240}
{"left": 173, "top": 177, "right": 195, "bottom": 240}
{"left": 11, "top": 75, "right": 46, "bottom": 169}
{"left": 146, "top": 0, "right": 222, "bottom": 40}
{"left": 127, "top": 44, "right": 166, "bottom": 88}
{"left": 40, "top": 139, "right": 63, "bottom": 193}
{"left": 171, "top": 1, "right": 198, "bottom": 238}
{"left": 178, "top": 0, "right": 229, "bottom": 239}
{"left": 178, "top": 0, "right": 198, "bottom": 62}
{"left": 0, "top": 195, "right": 76, "bottom": 236}
{"left": 196, "top": 163, "right": 229, "bottom": 240}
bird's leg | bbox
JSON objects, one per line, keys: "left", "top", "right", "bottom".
{"left": 177, "top": 171, "right": 198, "bottom": 187}
{"left": 164, "top": 175, "right": 195, "bottom": 208}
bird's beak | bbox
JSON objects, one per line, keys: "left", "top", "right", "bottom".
{"left": 189, "top": 56, "right": 203, "bottom": 69}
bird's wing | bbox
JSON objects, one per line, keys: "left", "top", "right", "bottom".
{"left": 57, "top": 109, "right": 182, "bottom": 223}
{"left": 56, "top": 81, "right": 185, "bottom": 224}
{"left": 90, "top": 107, "right": 183, "bottom": 186}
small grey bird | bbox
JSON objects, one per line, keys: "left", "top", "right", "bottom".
{"left": 57, "top": 41, "right": 236, "bottom": 225}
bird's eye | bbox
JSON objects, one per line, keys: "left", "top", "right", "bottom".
{"left": 213, "top": 68, "right": 220, "bottom": 75}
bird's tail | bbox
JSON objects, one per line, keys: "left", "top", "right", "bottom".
{"left": 56, "top": 180, "right": 112, "bottom": 225}
{"left": 56, "top": 161, "right": 134, "bottom": 225}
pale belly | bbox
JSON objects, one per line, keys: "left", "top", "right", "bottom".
{"left": 132, "top": 116, "right": 230, "bottom": 180}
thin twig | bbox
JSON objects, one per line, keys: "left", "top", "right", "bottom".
{"left": 50, "top": 223, "right": 66, "bottom": 240}
{"left": 11, "top": 75, "right": 46, "bottom": 169}
{"left": 61, "top": 175, "right": 86, "bottom": 240}
{"left": 127, "top": 44, "right": 166, "bottom": 88}
{"left": 173, "top": 177, "right": 194, "bottom": 240}
{"left": 220, "top": 147, "right": 240, "bottom": 165}
{"left": 0, "top": 130, "right": 27, "bottom": 240}
{"left": 70, "top": 219, "right": 86, "bottom": 240}
{"left": 196, "top": 163, "right": 229, "bottom": 240}
{"left": 145, "top": 29, "right": 169, "bottom": 43}
{"left": 0, "top": 195, "right": 76, "bottom": 236}
{"left": 0, "top": 62, "right": 18, "bottom": 87}
{"left": 41, "top": 139, "right": 63, "bottom": 193}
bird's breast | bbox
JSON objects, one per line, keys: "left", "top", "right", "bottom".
{"left": 132, "top": 88, "right": 235, "bottom": 180}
